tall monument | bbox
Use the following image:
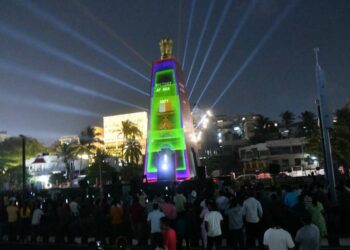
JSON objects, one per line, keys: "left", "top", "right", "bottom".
{"left": 144, "top": 38, "right": 198, "bottom": 182}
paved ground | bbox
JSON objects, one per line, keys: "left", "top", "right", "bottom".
{"left": 1, "top": 242, "right": 350, "bottom": 250}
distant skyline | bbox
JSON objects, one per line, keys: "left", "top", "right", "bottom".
{"left": 0, "top": 0, "right": 349, "bottom": 144}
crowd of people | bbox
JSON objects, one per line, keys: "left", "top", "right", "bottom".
{"left": 0, "top": 178, "right": 349, "bottom": 250}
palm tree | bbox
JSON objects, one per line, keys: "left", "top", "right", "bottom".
{"left": 251, "top": 115, "right": 277, "bottom": 143}
{"left": 56, "top": 143, "right": 75, "bottom": 186}
{"left": 79, "top": 126, "right": 103, "bottom": 154}
{"left": 280, "top": 110, "right": 295, "bottom": 129}
{"left": 118, "top": 120, "right": 142, "bottom": 162}
{"left": 123, "top": 139, "right": 143, "bottom": 166}
{"left": 299, "top": 111, "right": 317, "bottom": 137}
{"left": 118, "top": 120, "right": 142, "bottom": 140}
{"left": 74, "top": 126, "right": 104, "bottom": 173}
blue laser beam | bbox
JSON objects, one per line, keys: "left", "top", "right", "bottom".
{"left": 188, "top": 0, "right": 233, "bottom": 99}
{"left": 0, "top": 60, "right": 147, "bottom": 111}
{"left": 20, "top": 1, "right": 149, "bottom": 82}
{"left": 14, "top": 130, "right": 69, "bottom": 142}
{"left": 0, "top": 90, "right": 100, "bottom": 117}
{"left": 182, "top": 0, "right": 196, "bottom": 69}
{"left": 185, "top": 0, "right": 215, "bottom": 87}
{"left": 211, "top": 1, "right": 299, "bottom": 109}
{"left": 194, "top": 0, "right": 257, "bottom": 108}
{"left": 0, "top": 23, "right": 149, "bottom": 96}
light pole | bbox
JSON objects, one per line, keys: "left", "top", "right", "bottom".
{"left": 19, "top": 135, "right": 26, "bottom": 194}
{"left": 99, "top": 160, "right": 103, "bottom": 197}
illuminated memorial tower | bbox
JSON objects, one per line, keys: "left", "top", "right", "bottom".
{"left": 144, "top": 38, "right": 198, "bottom": 182}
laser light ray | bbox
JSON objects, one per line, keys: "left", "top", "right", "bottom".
{"left": 0, "top": 23, "right": 149, "bottom": 96}
{"left": 41, "top": 75, "right": 147, "bottom": 111}
{"left": 13, "top": 130, "right": 69, "bottom": 141}
{"left": 74, "top": 0, "right": 151, "bottom": 67}
{"left": 194, "top": 0, "right": 257, "bottom": 108}
{"left": 20, "top": 1, "right": 149, "bottom": 81}
{"left": 188, "top": 0, "right": 233, "bottom": 99}
{"left": 0, "top": 60, "right": 147, "bottom": 111}
{"left": 0, "top": 91, "right": 100, "bottom": 118}
{"left": 176, "top": 0, "right": 183, "bottom": 60}
{"left": 182, "top": 0, "right": 196, "bottom": 69}
{"left": 185, "top": 0, "right": 215, "bottom": 86}
{"left": 211, "top": 1, "right": 299, "bottom": 109}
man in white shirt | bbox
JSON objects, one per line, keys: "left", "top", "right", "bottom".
{"left": 147, "top": 203, "right": 165, "bottom": 248}
{"left": 31, "top": 204, "right": 44, "bottom": 242}
{"left": 204, "top": 200, "right": 223, "bottom": 250}
{"left": 69, "top": 198, "right": 79, "bottom": 217}
{"left": 263, "top": 216, "right": 295, "bottom": 250}
{"left": 243, "top": 191, "right": 263, "bottom": 248}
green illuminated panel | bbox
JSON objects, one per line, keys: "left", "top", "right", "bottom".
{"left": 146, "top": 69, "right": 187, "bottom": 173}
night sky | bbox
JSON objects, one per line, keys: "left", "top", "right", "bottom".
{"left": 0, "top": 0, "right": 349, "bottom": 144}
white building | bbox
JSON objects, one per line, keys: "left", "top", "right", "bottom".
{"left": 103, "top": 111, "right": 148, "bottom": 156}
{"left": 0, "top": 131, "right": 8, "bottom": 142}
{"left": 59, "top": 135, "right": 80, "bottom": 145}
{"left": 239, "top": 137, "right": 320, "bottom": 176}
{"left": 26, "top": 154, "right": 88, "bottom": 189}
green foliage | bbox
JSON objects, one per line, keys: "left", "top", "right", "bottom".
{"left": 0, "top": 136, "right": 47, "bottom": 169}
{"left": 306, "top": 107, "right": 350, "bottom": 166}
{"left": 85, "top": 149, "right": 116, "bottom": 185}
{"left": 118, "top": 120, "right": 143, "bottom": 140}
{"left": 123, "top": 139, "right": 143, "bottom": 166}
{"left": 298, "top": 111, "right": 317, "bottom": 137}
{"left": 332, "top": 108, "right": 350, "bottom": 165}
{"left": 77, "top": 126, "right": 103, "bottom": 156}
{"left": 117, "top": 120, "right": 143, "bottom": 164}
{"left": 280, "top": 110, "right": 295, "bottom": 129}
{"left": 250, "top": 115, "right": 279, "bottom": 143}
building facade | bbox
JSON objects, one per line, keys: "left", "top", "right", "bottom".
{"left": 103, "top": 111, "right": 148, "bottom": 156}
{"left": 239, "top": 137, "right": 319, "bottom": 176}
{"left": 26, "top": 153, "right": 88, "bottom": 189}
{"left": 59, "top": 135, "right": 80, "bottom": 145}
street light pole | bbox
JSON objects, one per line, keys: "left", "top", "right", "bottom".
{"left": 313, "top": 48, "right": 337, "bottom": 205}
{"left": 99, "top": 161, "right": 103, "bottom": 197}
{"left": 19, "top": 135, "right": 26, "bottom": 194}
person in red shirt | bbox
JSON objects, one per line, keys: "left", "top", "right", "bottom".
{"left": 161, "top": 217, "right": 176, "bottom": 250}
{"left": 160, "top": 196, "right": 176, "bottom": 221}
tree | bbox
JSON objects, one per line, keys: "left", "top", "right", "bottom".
{"left": 117, "top": 120, "right": 143, "bottom": 163}
{"left": 123, "top": 139, "right": 143, "bottom": 166}
{"left": 298, "top": 111, "right": 317, "bottom": 137}
{"left": 0, "top": 136, "right": 46, "bottom": 189}
{"left": 306, "top": 107, "right": 350, "bottom": 168}
{"left": 55, "top": 143, "right": 76, "bottom": 186}
{"left": 78, "top": 126, "right": 103, "bottom": 155}
{"left": 250, "top": 115, "right": 278, "bottom": 143}
{"left": 331, "top": 108, "right": 350, "bottom": 166}
{"left": 280, "top": 110, "right": 295, "bottom": 129}
{"left": 85, "top": 149, "right": 116, "bottom": 186}
{"left": 74, "top": 126, "right": 104, "bottom": 169}
{"left": 0, "top": 136, "right": 47, "bottom": 169}
{"left": 118, "top": 120, "right": 143, "bottom": 141}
